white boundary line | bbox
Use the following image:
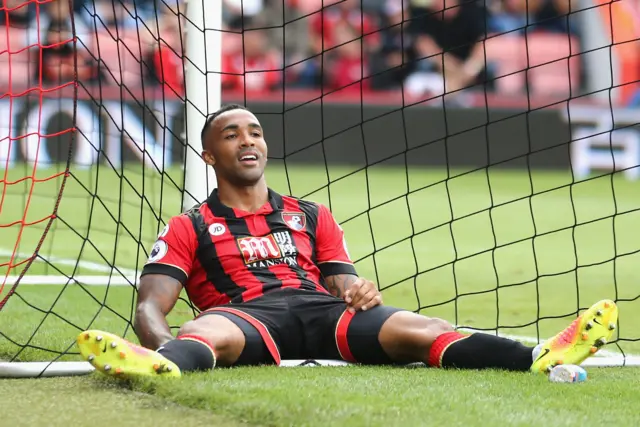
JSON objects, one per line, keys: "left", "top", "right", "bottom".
{"left": 0, "top": 249, "right": 138, "bottom": 277}
{"left": 3, "top": 275, "right": 137, "bottom": 286}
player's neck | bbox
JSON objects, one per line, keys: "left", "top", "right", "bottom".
{"left": 217, "top": 180, "right": 269, "bottom": 213}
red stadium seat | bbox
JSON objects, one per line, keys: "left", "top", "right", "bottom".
{"left": 93, "top": 28, "right": 153, "bottom": 88}
{"left": 484, "top": 34, "right": 527, "bottom": 94}
{"left": 525, "top": 33, "right": 581, "bottom": 98}
{"left": 0, "top": 26, "right": 36, "bottom": 94}
{"left": 484, "top": 32, "right": 581, "bottom": 100}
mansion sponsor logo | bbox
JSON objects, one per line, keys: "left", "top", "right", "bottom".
{"left": 237, "top": 231, "right": 298, "bottom": 268}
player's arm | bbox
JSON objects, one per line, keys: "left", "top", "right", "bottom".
{"left": 134, "top": 274, "right": 182, "bottom": 349}
{"left": 315, "top": 204, "right": 383, "bottom": 312}
{"left": 134, "top": 217, "right": 196, "bottom": 349}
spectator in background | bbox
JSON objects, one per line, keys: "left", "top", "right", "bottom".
{"left": 0, "top": 0, "right": 35, "bottom": 28}
{"left": 260, "top": 0, "right": 310, "bottom": 71}
{"left": 85, "top": 0, "right": 156, "bottom": 30}
{"left": 39, "top": 0, "right": 91, "bottom": 37}
{"left": 295, "top": 0, "right": 379, "bottom": 92}
{"left": 370, "top": 0, "right": 415, "bottom": 90}
{"left": 309, "top": 0, "right": 380, "bottom": 55}
{"left": 489, "top": 0, "right": 578, "bottom": 35}
{"left": 222, "top": 22, "right": 282, "bottom": 92}
{"left": 0, "top": 0, "right": 38, "bottom": 90}
{"left": 405, "top": 0, "right": 490, "bottom": 98}
{"left": 39, "top": 20, "right": 96, "bottom": 84}
{"left": 326, "top": 22, "right": 370, "bottom": 93}
{"left": 150, "top": 0, "right": 185, "bottom": 96}
{"left": 35, "top": 0, "right": 96, "bottom": 86}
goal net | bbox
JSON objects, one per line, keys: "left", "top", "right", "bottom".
{"left": 1, "top": 0, "right": 639, "bottom": 377}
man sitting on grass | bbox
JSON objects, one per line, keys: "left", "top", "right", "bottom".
{"left": 78, "top": 104, "right": 618, "bottom": 377}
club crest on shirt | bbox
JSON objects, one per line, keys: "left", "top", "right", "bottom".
{"left": 282, "top": 212, "right": 306, "bottom": 231}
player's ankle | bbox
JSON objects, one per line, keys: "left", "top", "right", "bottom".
{"left": 531, "top": 343, "right": 544, "bottom": 362}
{"left": 157, "top": 335, "right": 216, "bottom": 372}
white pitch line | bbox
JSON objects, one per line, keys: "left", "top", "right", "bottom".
{"left": 0, "top": 248, "right": 138, "bottom": 276}
{"left": 3, "top": 275, "right": 137, "bottom": 286}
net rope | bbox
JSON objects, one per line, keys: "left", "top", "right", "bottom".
{"left": 0, "top": 0, "right": 639, "bottom": 372}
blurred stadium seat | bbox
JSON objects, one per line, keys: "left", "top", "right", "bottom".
{"left": 484, "top": 34, "right": 526, "bottom": 94}
{"left": 0, "top": 26, "right": 36, "bottom": 94}
{"left": 484, "top": 32, "right": 580, "bottom": 98}
{"left": 526, "top": 33, "right": 580, "bottom": 97}
{"left": 93, "top": 29, "right": 153, "bottom": 89}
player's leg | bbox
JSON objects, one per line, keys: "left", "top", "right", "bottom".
{"left": 77, "top": 314, "right": 249, "bottom": 378}
{"left": 298, "top": 291, "right": 618, "bottom": 372}
{"left": 78, "top": 297, "right": 292, "bottom": 378}
{"left": 376, "top": 299, "right": 618, "bottom": 372}
{"left": 376, "top": 311, "right": 535, "bottom": 370}
{"left": 156, "top": 312, "right": 271, "bottom": 370}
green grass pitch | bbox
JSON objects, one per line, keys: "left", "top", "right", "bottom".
{"left": 1, "top": 161, "right": 640, "bottom": 426}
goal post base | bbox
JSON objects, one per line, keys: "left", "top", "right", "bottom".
{"left": 0, "top": 361, "right": 95, "bottom": 378}
{"left": 2, "top": 356, "right": 639, "bottom": 378}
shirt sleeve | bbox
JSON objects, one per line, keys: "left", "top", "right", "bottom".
{"left": 140, "top": 215, "right": 196, "bottom": 285}
{"left": 315, "top": 204, "right": 357, "bottom": 277}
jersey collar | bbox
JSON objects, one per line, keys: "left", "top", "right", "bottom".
{"left": 207, "top": 188, "right": 284, "bottom": 218}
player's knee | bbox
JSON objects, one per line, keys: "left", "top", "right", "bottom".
{"left": 379, "top": 312, "right": 454, "bottom": 361}
{"left": 177, "top": 319, "right": 201, "bottom": 338}
{"left": 413, "top": 317, "right": 454, "bottom": 349}
{"left": 177, "top": 316, "right": 245, "bottom": 362}
{"left": 429, "top": 317, "right": 455, "bottom": 336}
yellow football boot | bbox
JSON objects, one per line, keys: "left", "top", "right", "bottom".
{"left": 531, "top": 299, "right": 618, "bottom": 374}
{"left": 77, "top": 330, "right": 181, "bottom": 379}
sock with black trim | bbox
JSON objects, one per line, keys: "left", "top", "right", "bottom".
{"left": 156, "top": 334, "right": 216, "bottom": 372}
{"left": 427, "top": 331, "right": 533, "bottom": 371}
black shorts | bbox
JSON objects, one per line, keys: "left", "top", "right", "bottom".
{"left": 196, "top": 288, "right": 404, "bottom": 366}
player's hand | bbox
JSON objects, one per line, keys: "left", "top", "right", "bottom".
{"left": 344, "top": 278, "right": 382, "bottom": 313}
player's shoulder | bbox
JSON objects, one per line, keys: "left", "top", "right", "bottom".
{"left": 161, "top": 203, "right": 205, "bottom": 233}
{"left": 280, "top": 193, "right": 325, "bottom": 213}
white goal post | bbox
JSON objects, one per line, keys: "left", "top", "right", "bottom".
{"left": 182, "top": 0, "right": 220, "bottom": 209}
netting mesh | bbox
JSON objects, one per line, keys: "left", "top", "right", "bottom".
{"left": 1, "top": 0, "right": 640, "bottom": 371}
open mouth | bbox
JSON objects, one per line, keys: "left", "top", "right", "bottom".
{"left": 238, "top": 151, "right": 259, "bottom": 165}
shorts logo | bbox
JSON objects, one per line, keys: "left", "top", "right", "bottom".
{"left": 237, "top": 235, "right": 282, "bottom": 264}
{"left": 209, "top": 223, "right": 226, "bottom": 236}
{"left": 147, "top": 240, "right": 168, "bottom": 263}
{"left": 282, "top": 212, "right": 306, "bottom": 231}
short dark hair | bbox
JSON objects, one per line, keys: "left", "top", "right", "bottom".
{"left": 200, "top": 104, "right": 248, "bottom": 149}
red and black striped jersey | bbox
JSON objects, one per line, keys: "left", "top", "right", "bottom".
{"left": 140, "top": 189, "right": 357, "bottom": 310}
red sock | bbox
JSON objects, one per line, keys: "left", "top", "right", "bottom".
{"left": 427, "top": 331, "right": 533, "bottom": 371}
{"left": 427, "top": 332, "right": 468, "bottom": 368}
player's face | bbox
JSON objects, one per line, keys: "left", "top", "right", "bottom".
{"left": 203, "top": 109, "right": 268, "bottom": 186}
